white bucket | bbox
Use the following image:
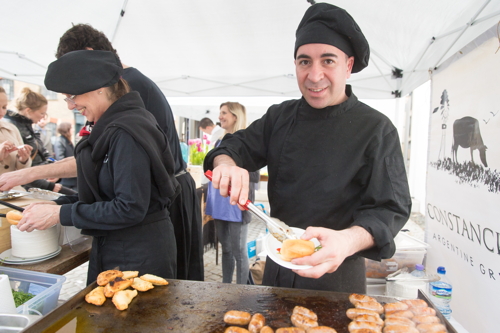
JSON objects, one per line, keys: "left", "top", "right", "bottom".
{"left": 11, "top": 225, "right": 59, "bottom": 258}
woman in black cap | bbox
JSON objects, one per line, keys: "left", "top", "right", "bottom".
{"left": 17, "top": 50, "right": 180, "bottom": 284}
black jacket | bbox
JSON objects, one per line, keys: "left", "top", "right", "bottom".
{"left": 4, "top": 111, "right": 51, "bottom": 166}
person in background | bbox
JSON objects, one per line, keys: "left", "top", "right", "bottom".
{"left": 0, "top": 24, "right": 203, "bottom": 281}
{"left": 54, "top": 122, "right": 77, "bottom": 191}
{"left": 0, "top": 87, "right": 32, "bottom": 175}
{"left": 199, "top": 117, "right": 224, "bottom": 143}
{"left": 205, "top": 102, "right": 260, "bottom": 284}
{"left": 34, "top": 114, "right": 54, "bottom": 158}
{"left": 4, "top": 88, "right": 75, "bottom": 195}
{"left": 203, "top": 3, "right": 411, "bottom": 293}
{"left": 17, "top": 50, "right": 180, "bottom": 285}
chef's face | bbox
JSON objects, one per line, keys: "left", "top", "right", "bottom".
{"left": 64, "top": 89, "right": 109, "bottom": 123}
{"left": 0, "top": 93, "right": 8, "bottom": 119}
{"left": 219, "top": 105, "right": 237, "bottom": 131}
{"left": 295, "top": 43, "right": 354, "bottom": 109}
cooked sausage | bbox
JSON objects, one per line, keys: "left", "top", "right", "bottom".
{"left": 261, "top": 326, "right": 274, "bottom": 333}
{"left": 354, "top": 301, "right": 384, "bottom": 314}
{"left": 276, "top": 328, "right": 306, "bottom": 333}
{"left": 306, "top": 327, "right": 337, "bottom": 333}
{"left": 383, "top": 302, "right": 409, "bottom": 313}
{"left": 410, "top": 307, "right": 436, "bottom": 316}
{"left": 349, "top": 330, "right": 381, "bottom": 333}
{"left": 382, "top": 325, "right": 419, "bottom": 333}
{"left": 347, "top": 320, "right": 382, "bottom": 332}
{"left": 225, "top": 327, "right": 250, "bottom": 333}
{"left": 353, "top": 314, "right": 384, "bottom": 326}
{"left": 412, "top": 315, "right": 440, "bottom": 325}
{"left": 349, "top": 293, "right": 377, "bottom": 304}
{"left": 384, "top": 316, "right": 415, "bottom": 327}
{"left": 293, "top": 305, "right": 318, "bottom": 321}
{"left": 346, "top": 308, "right": 381, "bottom": 319}
{"left": 248, "top": 313, "right": 266, "bottom": 333}
{"left": 224, "top": 311, "right": 252, "bottom": 325}
{"left": 385, "top": 310, "right": 414, "bottom": 319}
{"left": 416, "top": 323, "right": 447, "bottom": 333}
{"left": 291, "top": 313, "right": 318, "bottom": 330}
{"left": 401, "top": 299, "right": 428, "bottom": 309}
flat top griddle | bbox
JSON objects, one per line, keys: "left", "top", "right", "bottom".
{"left": 24, "top": 280, "right": 456, "bottom": 333}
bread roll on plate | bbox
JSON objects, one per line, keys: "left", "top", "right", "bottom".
{"left": 280, "top": 239, "right": 315, "bottom": 261}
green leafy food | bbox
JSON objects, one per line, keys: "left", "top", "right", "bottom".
{"left": 12, "top": 290, "right": 35, "bottom": 307}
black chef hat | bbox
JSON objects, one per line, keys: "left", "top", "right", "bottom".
{"left": 294, "top": 3, "right": 370, "bottom": 73}
{"left": 44, "top": 50, "right": 123, "bottom": 95}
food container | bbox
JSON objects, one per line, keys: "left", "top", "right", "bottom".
{"left": 10, "top": 225, "right": 59, "bottom": 258}
{"left": 365, "top": 232, "right": 429, "bottom": 278}
{"left": 0, "top": 266, "right": 66, "bottom": 315}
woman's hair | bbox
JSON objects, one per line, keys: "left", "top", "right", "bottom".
{"left": 220, "top": 102, "right": 247, "bottom": 134}
{"left": 15, "top": 87, "right": 47, "bottom": 112}
{"left": 57, "top": 122, "right": 72, "bottom": 137}
{"left": 56, "top": 24, "right": 120, "bottom": 61}
{"left": 106, "top": 78, "right": 130, "bottom": 102}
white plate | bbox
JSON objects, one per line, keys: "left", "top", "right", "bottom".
{"left": 263, "top": 227, "right": 320, "bottom": 270}
{"left": 0, "top": 246, "right": 62, "bottom": 265}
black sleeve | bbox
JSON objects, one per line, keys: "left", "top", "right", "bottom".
{"left": 351, "top": 128, "right": 412, "bottom": 260}
{"left": 59, "top": 130, "right": 152, "bottom": 230}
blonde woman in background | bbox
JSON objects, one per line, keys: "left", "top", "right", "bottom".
{"left": 205, "top": 102, "right": 260, "bottom": 284}
{"left": 0, "top": 87, "right": 32, "bottom": 175}
{"left": 4, "top": 87, "right": 75, "bottom": 194}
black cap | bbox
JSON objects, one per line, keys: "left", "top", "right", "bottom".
{"left": 294, "top": 3, "right": 370, "bottom": 73}
{"left": 44, "top": 50, "right": 123, "bottom": 95}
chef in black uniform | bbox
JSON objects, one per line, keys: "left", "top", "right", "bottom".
{"left": 0, "top": 24, "right": 204, "bottom": 281}
{"left": 204, "top": 3, "right": 411, "bottom": 292}
{"left": 17, "top": 50, "right": 180, "bottom": 285}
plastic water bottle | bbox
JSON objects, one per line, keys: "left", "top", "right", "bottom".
{"left": 410, "top": 264, "right": 426, "bottom": 278}
{"left": 429, "top": 266, "right": 452, "bottom": 319}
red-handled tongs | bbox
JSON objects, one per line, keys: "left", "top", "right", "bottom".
{"left": 205, "top": 170, "right": 297, "bottom": 242}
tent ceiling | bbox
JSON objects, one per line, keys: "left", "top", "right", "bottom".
{"left": 2, "top": 0, "right": 500, "bottom": 102}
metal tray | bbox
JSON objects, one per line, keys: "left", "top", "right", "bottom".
{"left": 22, "top": 280, "right": 457, "bottom": 333}
{"left": 0, "top": 190, "right": 28, "bottom": 200}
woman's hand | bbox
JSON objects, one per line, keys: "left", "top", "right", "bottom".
{"left": 16, "top": 144, "right": 32, "bottom": 164}
{"left": 0, "top": 141, "right": 18, "bottom": 161}
{"left": 17, "top": 203, "right": 61, "bottom": 232}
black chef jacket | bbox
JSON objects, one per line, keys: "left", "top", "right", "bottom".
{"left": 204, "top": 86, "right": 411, "bottom": 292}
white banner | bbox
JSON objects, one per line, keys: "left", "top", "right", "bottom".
{"left": 426, "top": 27, "right": 500, "bottom": 333}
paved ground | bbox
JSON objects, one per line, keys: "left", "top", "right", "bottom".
{"left": 58, "top": 197, "right": 425, "bottom": 301}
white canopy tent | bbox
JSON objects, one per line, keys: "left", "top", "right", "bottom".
{"left": 2, "top": 0, "right": 500, "bottom": 104}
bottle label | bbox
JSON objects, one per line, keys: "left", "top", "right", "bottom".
{"left": 430, "top": 285, "right": 452, "bottom": 300}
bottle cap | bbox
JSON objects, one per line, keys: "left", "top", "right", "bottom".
{"left": 415, "top": 264, "right": 424, "bottom": 271}
{"left": 437, "top": 266, "right": 446, "bottom": 274}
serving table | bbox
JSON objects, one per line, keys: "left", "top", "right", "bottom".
{"left": 23, "top": 280, "right": 456, "bottom": 333}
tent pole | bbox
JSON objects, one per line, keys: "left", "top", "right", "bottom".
{"left": 432, "top": 0, "right": 492, "bottom": 69}
{"left": 111, "top": 0, "right": 130, "bottom": 43}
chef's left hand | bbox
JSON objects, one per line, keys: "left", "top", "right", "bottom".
{"left": 17, "top": 203, "right": 61, "bottom": 232}
{"left": 291, "top": 226, "right": 375, "bottom": 279}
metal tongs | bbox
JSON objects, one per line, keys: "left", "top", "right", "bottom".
{"left": 205, "top": 170, "right": 297, "bottom": 242}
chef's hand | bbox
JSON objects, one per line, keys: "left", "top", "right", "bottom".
{"left": 16, "top": 144, "right": 32, "bottom": 164}
{"left": 291, "top": 226, "right": 375, "bottom": 279}
{"left": 0, "top": 141, "right": 18, "bottom": 161}
{"left": 17, "top": 203, "right": 61, "bottom": 232}
{"left": 212, "top": 155, "right": 250, "bottom": 207}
